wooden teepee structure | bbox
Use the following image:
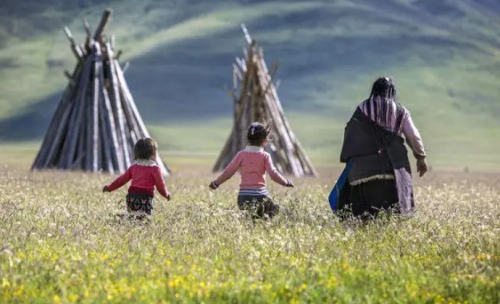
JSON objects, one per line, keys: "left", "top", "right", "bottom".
{"left": 213, "top": 25, "right": 317, "bottom": 177}
{"left": 31, "top": 9, "right": 169, "bottom": 176}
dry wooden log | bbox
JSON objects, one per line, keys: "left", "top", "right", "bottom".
{"left": 93, "top": 9, "right": 113, "bottom": 41}
{"left": 115, "top": 50, "right": 123, "bottom": 61}
{"left": 63, "top": 26, "right": 76, "bottom": 46}
{"left": 31, "top": 63, "right": 82, "bottom": 169}
{"left": 86, "top": 43, "right": 101, "bottom": 171}
{"left": 62, "top": 55, "right": 93, "bottom": 168}
{"left": 42, "top": 95, "right": 75, "bottom": 168}
{"left": 98, "top": 87, "right": 115, "bottom": 174}
{"left": 75, "top": 110, "right": 87, "bottom": 170}
{"left": 83, "top": 19, "right": 92, "bottom": 44}
{"left": 85, "top": 76, "right": 93, "bottom": 171}
{"left": 235, "top": 58, "right": 246, "bottom": 73}
{"left": 122, "top": 61, "right": 130, "bottom": 74}
{"left": 64, "top": 71, "right": 75, "bottom": 84}
{"left": 99, "top": 54, "right": 124, "bottom": 172}
{"left": 107, "top": 43, "right": 130, "bottom": 168}
{"left": 241, "top": 24, "right": 252, "bottom": 44}
{"left": 63, "top": 27, "right": 84, "bottom": 61}
{"left": 232, "top": 69, "right": 238, "bottom": 90}
{"left": 233, "top": 68, "right": 243, "bottom": 86}
{"left": 274, "top": 80, "right": 281, "bottom": 91}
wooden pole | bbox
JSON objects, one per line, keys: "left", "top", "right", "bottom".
{"left": 41, "top": 94, "right": 75, "bottom": 168}
{"left": 107, "top": 43, "right": 131, "bottom": 168}
{"left": 99, "top": 49, "right": 123, "bottom": 172}
{"left": 63, "top": 26, "right": 84, "bottom": 61}
{"left": 93, "top": 9, "right": 113, "bottom": 42}
{"left": 31, "top": 63, "right": 82, "bottom": 170}
{"left": 87, "top": 43, "right": 101, "bottom": 171}
{"left": 98, "top": 86, "right": 115, "bottom": 174}
{"left": 62, "top": 55, "right": 93, "bottom": 168}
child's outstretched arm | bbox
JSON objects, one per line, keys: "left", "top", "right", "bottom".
{"left": 209, "top": 152, "right": 243, "bottom": 189}
{"left": 153, "top": 166, "right": 171, "bottom": 200}
{"left": 265, "top": 154, "right": 294, "bottom": 187}
{"left": 103, "top": 168, "right": 132, "bottom": 192}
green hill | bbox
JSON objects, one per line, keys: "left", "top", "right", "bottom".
{"left": 0, "top": 0, "right": 499, "bottom": 170}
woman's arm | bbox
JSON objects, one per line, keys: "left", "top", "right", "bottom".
{"left": 402, "top": 115, "right": 426, "bottom": 160}
{"left": 211, "top": 152, "right": 243, "bottom": 188}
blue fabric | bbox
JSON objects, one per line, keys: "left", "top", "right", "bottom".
{"left": 329, "top": 160, "right": 353, "bottom": 211}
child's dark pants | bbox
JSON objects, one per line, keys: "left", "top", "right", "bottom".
{"left": 126, "top": 193, "right": 153, "bottom": 217}
{"left": 237, "top": 195, "right": 279, "bottom": 219}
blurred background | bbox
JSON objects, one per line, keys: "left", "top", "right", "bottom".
{"left": 0, "top": 0, "right": 499, "bottom": 171}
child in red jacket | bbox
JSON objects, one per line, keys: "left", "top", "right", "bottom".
{"left": 103, "top": 138, "right": 171, "bottom": 218}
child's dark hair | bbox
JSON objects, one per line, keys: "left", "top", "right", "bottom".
{"left": 134, "top": 138, "right": 157, "bottom": 160}
{"left": 247, "top": 122, "right": 272, "bottom": 146}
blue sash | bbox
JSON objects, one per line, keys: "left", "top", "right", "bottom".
{"left": 328, "top": 160, "right": 353, "bottom": 211}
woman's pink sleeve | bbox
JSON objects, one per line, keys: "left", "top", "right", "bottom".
{"left": 402, "top": 114, "right": 426, "bottom": 159}
{"left": 265, "top": 154, "right": 289, "bottom": 186}
{"left": 214, "top": 152, "right": 242, "bottom": 186}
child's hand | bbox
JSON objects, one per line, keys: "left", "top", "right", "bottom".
{"left": 209, "top": 181, "right": 218, "bottom": 190}
{"left": 286, "top": 180, "right": 294, "bottom": 188}
{"left": 102, "top": 185, "right": 110, "bottom": 193}
{"left": 166, "top": 192, "right": 172, "bottom": 201}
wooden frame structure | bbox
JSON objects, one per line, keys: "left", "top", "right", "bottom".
{"left": 213, "top": 25, "right": 317, "bottom": 177}
{"left": 31, "top": 9, "right": 170, "bottom": 176}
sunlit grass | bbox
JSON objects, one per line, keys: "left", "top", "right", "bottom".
{"left": 0, "top": 167, "right": 499, "bottom": 303}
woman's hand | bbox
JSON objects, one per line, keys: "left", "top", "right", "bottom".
{"left": 165, "top": 192, "right": 172, "bottom": 201}
{"left": 416, "top": 158, "right": 428, "bottom": 177}
{"left": 102, "top": 185, "right": 110, "bottom": 193}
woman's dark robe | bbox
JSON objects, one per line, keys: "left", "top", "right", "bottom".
{"left": 338, "top": 107, "right": 415, "bottom": 216}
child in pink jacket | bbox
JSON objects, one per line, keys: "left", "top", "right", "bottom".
{"left": 209, "top": 122, "right": 294, "bottom": 219}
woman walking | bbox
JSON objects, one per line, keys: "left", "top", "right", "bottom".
{"left": 337, "top": 77, "right": 428, "bottom": 219}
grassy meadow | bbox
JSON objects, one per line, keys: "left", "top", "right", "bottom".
{"left": 1, "top": 2, "right": 500, "bottom": 301}
{"left": 1, "top": 154, "right": 500, "bottom": 303}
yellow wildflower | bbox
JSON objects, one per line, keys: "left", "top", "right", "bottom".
{"left": 2, "top": 278, "right": 10, "bottom": 287}
{"left": 69, "top": 294, "right": 79, "bottom": 303}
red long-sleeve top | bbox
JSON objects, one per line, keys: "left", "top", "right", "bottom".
{"left": 105, "top": 161, "right": 170, "bottom": 199}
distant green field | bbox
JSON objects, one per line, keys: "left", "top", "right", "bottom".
{"left": 0, "top": 0, "right": 499, "bottom": 170}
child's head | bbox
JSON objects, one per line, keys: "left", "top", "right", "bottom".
{"left": 134, "top": 138, "right": 157, "bottom": 161}
{"left": 247, "top": 122, "right": 271, "bottom": 147}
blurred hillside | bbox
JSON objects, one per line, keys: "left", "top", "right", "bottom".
{"left": 0, "top": 0, "right": 499, "bottom": 169}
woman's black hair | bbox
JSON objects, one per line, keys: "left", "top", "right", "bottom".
{"left": 134, "top": 138, "right": 157, "bottom": 160}
{"left": 247, "top": 122, "right": 272, "bottom": 146}
{"left": 369, "top": 76, "right": 397, "bottom": 100}
{"left": 365, "top": 76, "right": 406, "bottom": 152}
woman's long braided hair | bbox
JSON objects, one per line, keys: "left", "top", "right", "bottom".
{"left": 363, "top": 77, "right": 407, "bottom": 153}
